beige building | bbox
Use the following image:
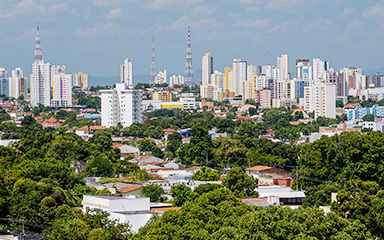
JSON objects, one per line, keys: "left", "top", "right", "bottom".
{"left": 73, "top": 72, "right": 88, "bottom": 89}
{"left": 153, "top": 91, "right": 172, "bottom": 102}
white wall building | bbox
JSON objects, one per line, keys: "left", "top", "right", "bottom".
{"left": 9, "top": 67, "right": 27, "bottom": 99}
{"left": 169, "top": 75, "right": 184, "bottom": 86}
{"left": 82, "top": 195, "right": 153, "bottom": 233}
{"left": 155, "top": 70, "right": 167, "bottom": 85}
{"left": 277, "top": 54, "right": 288, "bottom": 80}
{"left": 31, "top": 61, "right": 51, "bottom": 107}
{"left": 101, "top": 83, "right": 142, "bottom": 128}
{"left": 202, "top": 53, "right": 213, "bottom": 86}
{"left": 304, "top": 83, "right": 336, "bottom": 119}
{"left": 120, "top": 58, "right": 133, "bottom": 86}
{"left": 233, "top": 59, "right": 247, "bottom": 96}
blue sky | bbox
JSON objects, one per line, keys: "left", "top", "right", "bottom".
{"left": 1, "top": 0, "right": 384, "bottom": 82}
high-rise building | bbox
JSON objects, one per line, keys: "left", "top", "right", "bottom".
{"left": 184, "top": 26, "right": 194, "bottom": 85}
{"left": 277, "top": 54, "right": 288, "bottom": 80}
{"left": 120, "top": 58, "right": 133, "bottom": 86}
{"left": 202, "top": 53, "right": 213, "bottom": 86}
{"left": 31, "top": 25, "right": 51, "bottom": 107}
{"left": 73, "top": 72, "right": 88, "bottom": 89}
{"left": 169, "top": 75, "right": 184, "bottom": 86}
{"left": 0, "top": 68, "right": 7, "bottom": 78}
{"left": 304, "top": 83, "right": 336, "bottom": 119}
{"left": 224, "top": 67, "right": 233, "bottom": 91}
{"left": 155, "top": 70, "right": 167, "bottom": 85}
{"left": 255, "top": 88, "right": 271, "bottom": 109}
{"left": 296, "top": 59, "right": 312, "bottom": 82}
{"left": 9, "top": 67, "right": 27, "bottom": 99}
{"left": 233, "top": 59, "right": 247, "bottom": 96}
{"left": 100, "top": 83, "right": 142, "bottom": 128}
{"left": 312, "top": 58, "right": 329, "bottom": 83}
{"left": 51, "top": 73, "right": 72, "bottom": 107}
{"left": 0, "top": 78, "right": 9, "bottom": 97}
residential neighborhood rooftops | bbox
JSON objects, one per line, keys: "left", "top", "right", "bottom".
{"left": 245, "top": 165, "right": 273, "bottom": 172}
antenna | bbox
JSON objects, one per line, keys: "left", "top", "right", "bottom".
{"left": 151, "top": 36, "right": 156, "bottom": 86}
{"left": 184, "top": 26, "right": 194, "bottom": 85}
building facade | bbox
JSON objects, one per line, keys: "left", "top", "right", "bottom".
{"left": 101, "top": 83, "right": 142, "bottom": 128}
{"left": 120, "top": 58, "right": 133, "bottom": 86}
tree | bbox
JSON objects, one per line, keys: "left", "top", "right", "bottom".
{"left": 142, "top": 183, "right": 164, "bottom": 202}
{"left": 222, "top": 167, "right": 258, "bottom": 198}
{"left": 166, "top": 132, "right": 182, "bottom": 155}
{"left": 138, "top": 139, "right": 156, "bottom": 152}
{"left": 170, "top": 184, "right": 191, "bottom": 207}
{"left": 191, "top": 167, "right": 220, "bottom": 181}
{"left": 362, "top": 114, "right": 375, "bottom": 121}
{"left": 85, "top": 156, "right": 114, "bottom": 177}
{"left": 135, "top": 188, "right": 370, "bottom": 239}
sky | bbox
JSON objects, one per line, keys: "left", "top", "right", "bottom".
{"left": 1, "top": 0, "right": 384, "bottom": 83}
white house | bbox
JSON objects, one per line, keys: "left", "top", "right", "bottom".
{"left": 82, "top": 195, "right": 154, "bottom": 233}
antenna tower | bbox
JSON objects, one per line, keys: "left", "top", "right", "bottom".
{"left": 34, "top": 24, "right": 42, "bottom": 61}
{"left": 184, "top": 26, "right": 194, "bottom": 85}
{"left": 151, "top": 36, "right": 156, "bottom": 86}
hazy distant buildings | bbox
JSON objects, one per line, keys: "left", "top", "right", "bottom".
{"left": 120, "top": 58, "right": 133, "bottom": 86}
{"left": 153, "top": 91, "right": 172, "bottom": 102}
{"left": 73, "top": 72, "right": 88, "bottom": 89}
{"left": 0, "top": 68, "right": 7, "bottom": 78}
{"left": 100, "top": 83, "right": 142, "bottom": 128}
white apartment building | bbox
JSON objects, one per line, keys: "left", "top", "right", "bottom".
{"left": 200, "top": 85, "right": 215, "bottom": 99}
{"left": 155, "top": 70, "right": 167, "bottom": 85}
{"left": 31, "top": 60, "right": 51, "bottom": 107}
{"left": 233, "top": 59, "right": 247, "bottom": 96}
{"left": 277, "top": 54, "right": 288, "bottom": 80}
{"left": 304, "top": 83, "right": 336, "bottom": 119}
{"left": 202, "top": 53, "right": 213, "bottom": 86}
{"left": 120, "top": 58, "right": 133, "bottom": 86}
{"left": 312, "top": 58, "right": 328, "bottom": 82}
{"left": 101, "top": 83, "right": 142, "bottom": 128}
{"left": 169, "top": 75, "right": 184, "bottom": 86}
{"left": 9, "top": 67, "right": 27, "bottom": 99}
{"left": 51, "top": 73, "right": 72, "bottom": 107}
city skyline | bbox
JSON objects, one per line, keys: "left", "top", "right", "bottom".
{"left": 1, "top": 0, "right": 384, "bottom": 79}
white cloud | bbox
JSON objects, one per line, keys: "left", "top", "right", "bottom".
{"left": 73, "top": 21, "right": 126, "bottom": 38}
{"left": 362, "top": 0, "right": 384, "bottom": 17}
{"left": 266, "top": 0, "right": 302, "bottom": 10}
{"left": 93, "top": 0, "right": 128, "bottom": 7}
{"left": 338, "top": 8, "right": 355, "bottom": 19}
{"left": 301, "top": 17, "right": 331, "bottom": 33}
{"left": 169, "top": 16, "right": 223, "bottom": 30}
{"left": 150, "top": 0, "right": 202, "bottom": 10}
{"left": 103, "top": 8, "right": 125, "bottom": 19}
{"left": 333, "top": 19, "right": 363, "bottom": 42}
{"left": 233, "top": 18, "right": 271, "bottom": 28}
{"left": 190, "top": 5, "right": 218, "bottom": 17}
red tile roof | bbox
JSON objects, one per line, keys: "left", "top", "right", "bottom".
{"left": 245, "top": 165, "right": 273, "bottom": 172}
{"left": 118, "top": 185, "right": 143, "bottom": 193}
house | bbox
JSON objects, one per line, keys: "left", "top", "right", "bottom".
{"left": 112, "top": 143, "right": 140, "bottom": 158}
{"left": 75, "top": 125, "right": 107, "bottom": 139}
{"left": 130, "top": 155, "right": 164, "bottom": 165}
{"left": 245, "top": 165, "right": 291, "bottom": 186}
{"left": 41, "top": 117, "right": 61, "bottom": 129}
{"left": 82, "top": 195, "right": 154, "bottom": 233}
{"left": 257, "top": 186, "right": 305, "bottom": 207}
{"left": 163, "top": 128, "right": 178, "bottom": 140}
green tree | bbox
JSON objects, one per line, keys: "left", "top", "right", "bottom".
{"left": 85, "top": 156, "right": 114, "bottom": 177}
{"left": 191, "top": 167, "right": 220, "bottom": 181}
{"left": 222, "top": 167, "right": 258, "bottom": 198}
{"left": 170, "top": 184, "right": 191, "bottom": 207}
{"left": 142, "top": 183, "right": 164, "bottom": 202}
{"left": 139, "top": 139, "right": 156, "bottom": 152}
{"left": 362, "top": 114, "right": 375, "bottom": 121}
{"left": 166, "top": 132, "right": 182, "bottom": 155}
